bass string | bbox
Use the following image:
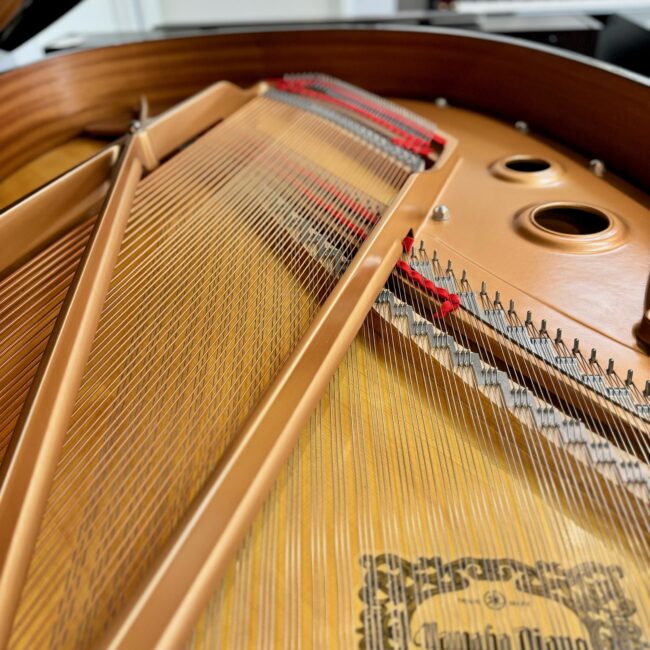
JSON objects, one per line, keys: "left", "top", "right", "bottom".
{"left": 0, "top": 220, "right": 95, "bottom": 332}
{"left": 27, "top": 98, "right": 390, "bottom": 528}
{"left": 14, "top": 133, "right": 324, "bottom": 644}
{"left": 11, "top": 98, "right": 410, "bottom": 644}
{"left": 190, "top": 120, "right": 410, "bottom": 647}
{"left": 10, "top": 102, "right": 332, "bottom": 636}
{"left": 0, "top": 220, "right": 94, "bottom": 307}
{"left": 0, "top": 217, "right": 97, "bottom": 460}
{"left": 68, "top": 98, "right": 400, "bottom": 368}
{"left": 49, "top": 128, "right": 384, "bottom": 506}
{"left": 16, "top": 210, "right": 344, "bottom": 640}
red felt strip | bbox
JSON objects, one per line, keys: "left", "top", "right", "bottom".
{"left": 395, "top": 259, "right": 460, "bottom": 319}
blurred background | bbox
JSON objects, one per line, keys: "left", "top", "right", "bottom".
{"left": 0, "top": 0, "right": 649, "bottom": 75}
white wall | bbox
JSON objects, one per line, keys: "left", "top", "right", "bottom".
{"left": 159, "top": 0, "right": 342, "bottom": 24}
{"left": 158, "top": 0, "right": 397, "bottom": 24}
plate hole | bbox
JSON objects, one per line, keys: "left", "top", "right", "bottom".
{"left": 504, "top": 157, "right": 551, "bottom": 173}
{"left": 533, "top": 205, "right": 611, "bottom": 236}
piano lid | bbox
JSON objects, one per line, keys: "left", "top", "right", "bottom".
{"left": 0, "top": 0, "right": 81, "bottom": 50}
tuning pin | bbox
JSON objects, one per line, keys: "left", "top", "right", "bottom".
{"left": 555, "top": 328, "right": 562, "bottom": 344}
{"left": 432, "top": 251, "right": 438, "bottom": 262}
{"left": 540, "top": 319, "right": 547, "bottom": 336}
{"left": 607, "top": 358, "right": 615, "bottom": 374}
{"left": 419, "top": 240, "right": 426, "bottom": 253}
{"left": 644, "top": 380, "right": 650, "bottom": 397}
{"left": 494, "top": 291, "right": 501, "bottom": 306}
{"left": 525, "top": 311, "right": 532, "bottom": 326}
{"left": 572, "top": 338, "right": 580, "bottom": 354}
{"left": 446, "top": 260, "right": 453, "bottom": 273}
{"left": 625, "top": 369, "right": 634, "bottom": 386}
{"left": 508, "top": 300, "right": 515, "bottom": 315}
{"left": 461, "top": 270, "right": 467, "bottom": 283}
{"left": 480, "top": 282, "right": 487, "bottom": 296}
{"left": 589, "top": 348, "right": 597, "bottom": 364}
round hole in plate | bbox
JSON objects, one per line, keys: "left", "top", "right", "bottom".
{"left": 504, "top": 157, "right": 551, "bottom": 173}
{"left": 532, "top": 204, "right": 611, "bottom": 236}
{"left": 490, "top": 155, "right": 562, "bottom": 185}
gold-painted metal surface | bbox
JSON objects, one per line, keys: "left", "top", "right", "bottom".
{"left": 490, "top": 154, "right": 564, "bottom": 186}
{"left": 516, "top": 201, "right": 626, "bottom": 253}
{"left": 145, "top": 81, "right": 262, "bottom": 162}
{"left": 396, "top": 98, "right": 650, "bottom": 380}
{"left": 0, "top": 145, "right": 119, "bottom": 275}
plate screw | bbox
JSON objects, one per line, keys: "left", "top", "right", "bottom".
{"left": 431, "top": 204, "right": 450, "bottom": 221}
{"left": 515, "top": 120, "right": 529, "bottom": 133}
{"left": 589, "top": 159, "right": 605, "bottom": 177}
{"left": 435, "top": 97, "right": 448, "bottom": 108}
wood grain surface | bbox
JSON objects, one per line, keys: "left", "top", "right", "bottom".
{"left": 0, "top": 29, "right": 647, "bottom": 190}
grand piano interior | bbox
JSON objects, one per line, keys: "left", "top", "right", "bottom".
{"left": 0, "top": 1, "right": 648, "bottom": 649}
